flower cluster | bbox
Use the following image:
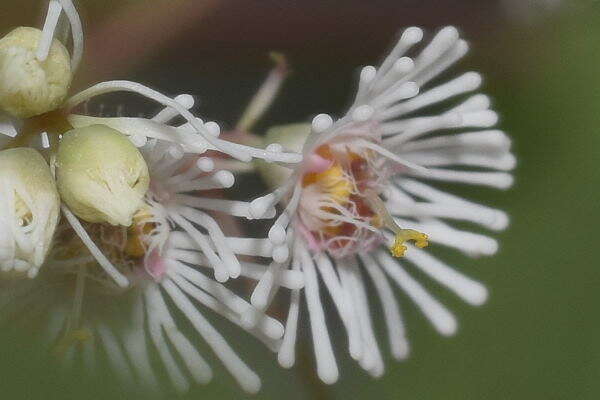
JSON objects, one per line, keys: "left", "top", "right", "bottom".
{"left": 250, "top": 26, "right": 514, "bottom": 382}
{"left": 0, "top": 0, "right": 514, "bottom": 394}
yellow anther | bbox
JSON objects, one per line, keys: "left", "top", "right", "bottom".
{"left": 390, "top": 229, "right": 429, "bottom": 258}
{"left": 304, "top": 163, "right": 353, "bottom": 204}
{"left": 53, "top": 328, "right": 92, "bottom": 357}
{"left": 125, "top": 207, "right": 154, "bottom": 258}
{"left": 70, "top": 328, "right": 92, "bottom": 342}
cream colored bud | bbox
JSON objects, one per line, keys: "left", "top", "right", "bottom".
{"left": 0, "top": 148, "right": 60, "bottom": 278}
{"left": 0, "top": 27, "right": 72, "bottom": 118}
{"left": 256, "top": 123, "right": 311, "bottom": 190}
{"left": 56, "top": 124, "right": 150, "bottom": 227}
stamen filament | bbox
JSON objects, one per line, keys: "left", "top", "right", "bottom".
{"left": 54, "top": 264, "right": 92, "bottom": 357}
{"left": 37, "top": 0, "right": 63, "bottom": 61}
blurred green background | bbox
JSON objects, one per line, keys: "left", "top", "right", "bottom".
{"left": 1, "top": 0, "right": 599, "bottom": 399}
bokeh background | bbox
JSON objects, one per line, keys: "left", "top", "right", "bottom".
{"left": 1, "top": 0, "right": 599, "bottom": 399}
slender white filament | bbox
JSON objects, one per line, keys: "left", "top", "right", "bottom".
{"left": 61, "top": 205, "right": 129, "bottom": 288}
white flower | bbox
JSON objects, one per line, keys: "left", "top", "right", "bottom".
{"left": 249, "top": 26, "right": 515, "bottom": 383}
{"left": 1, "top": 129, "right": 303, "bottom": 393}
{"left": 0, "top": 147, "right": 60, "bottom": 278}
{"left": 0, "top": 0, "right": 300, "bottom": 287}
{"left": 0, "top": 0, "right": 304, "bottom": 393}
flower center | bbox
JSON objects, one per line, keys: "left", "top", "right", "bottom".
{"left": 50, "top": 207, "right": 163, "bottom": 357}
{"left": 298, "top": 143, "right": 428, "bottom": 258}
{"left": 51, "top": 207, "right": 157, "bottom": 286}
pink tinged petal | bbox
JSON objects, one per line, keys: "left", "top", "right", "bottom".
{"left": 304, "top": 154, "right": 333, "bottom": 174}
{"left": 145, "top": 248, "right": 167, "bottom": 281}
{"left": 296, "top": 221, "right": 322, "bottom": 252}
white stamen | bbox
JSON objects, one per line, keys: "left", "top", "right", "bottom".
{"left": 375, "top": 27, "right": 423, "bottom": 83}
{"left": 278, "top": 287, "right": 301, "bottom": 369}
{"left": 381, "top": 72, "right": 482, "bottom": 119}
{"left": 370, "top": 59, "right": 416, "bottom": 98}
{"left": 404, "top": 247, "right": 488, "bottom": 305}
{"left": 268, "top": 225, "right": 287, "bottom": 245}
{"left": 312, "top": 114, "right": 334, "bottom": 133}
{"left": 394, "top": 56, "right": 415, "bottom": 74}
{"left": 345, "top": 260, "right": 384, "bottom": 377}
{"left": 122, "top": 295, "right": 161, "bottom": 390}
{"left": 174, "top": 195, "right": 261, "bottom": 219}
{"left": 129, "top": 134, "right": 147, "bottom": 148}
{"left": 387, "top": 187, "right": 509, "bottom": 230}
{"left": 69, "top": 115, "right": 209, "bottom": 154}
{"left": 271, "top": 244, "right": 289, "bottom": 263}
{"left": 250, "top": 260, "right": 283, "bottom": 311}
{"left": 450, "top": 93, "right": 491, "bottom": 113}
{"left": 266, "top": 143, "right": 283, "bottom": 153}
{"left": 352, "top": 105, "right": 375, "bottom": 122}
{"left": 96, "top": 324, "right": 136, "bottom": 386}
{"left": 353, "top": 138, "right": 427, "bottom": 172}
{"left": 382, "top": 113, "right": 462, "bottom": 145}
{"left": 456, "top": 110, "right": 499, "bottom": 127}
{"left": 360, "top": 253, "right": 409, "bottom": 360}
{"left": 371, "top": 81, "right": 419, "bottom": 110}
{"left": 205, "top": 121, "right": 221, "bottom": 137}
{"left": 167, "top": 144, "right": 184, "bottom": 160}
{"left": 168, "top": 210, "right": 228, "bottom": 282}
{"left": 315, "top": 253, "right": 363, "bottom": 360}
{"left": 414, "top": 39, "right": 469, "bottom": 87}
{"left": 397, "top": 178, "right": 510, "bottom": 230}
{"left": 37, "top": 0, "right": 63, "bottom": 61}
{"left": 354, "top": 65, "right": 377, "bottom": 100}
{"left": 65, "top": 81, "right": 253, "bottom": 161}
{"left": 400, "top": 130, "right": 511, "bottom": 153}
{"left": 152, "top": 94, "right": 196, "bottom": 124}
{"left": 41, "top": 132, "right": 50, "bottom": 148}
{"left": 296, "top": 241, "right": 339, "bottom": 384}
{"left": 178, "top": 206, "right": 240, "bottom": 279}
{"left": 173, "top": 170, "right": 235, "bottom": 192}
{"left": 58, "top": 0, "right": 84, "bottom": 71}
{"left": 416, "top": 26, "right": 459, "bottom": 67}
{"left": 0, "top": 115, "right": 18, "bottom": 137}
{"left": 61, "top": 205, "right": 129, "bottom": 288}
{"left": 406, "top": 167, "right": 513, "bottom": 189}
{"left": 144, "top": 285, "right": 193, "bottom": 392}
{"left": 168, "top": 232, "right": 274, "bottom": 258}
{"left": 376, "top": 250, "right": 457, "bottom": 336}
{"left": 235, "top": 261, "right": 304, "bottom": 289}
{"left": 400, "top": 149, "right": 516, "bottom": 171}
{"left": 163, "top": 324, "right": 214, "bottom": 385}
{"left": 161, "top": 279, "right": 262, "bottom": 394}
{"left": 267, "top": 184, "right": 301, "bottom": 247}
{"left": 168, "top": 265, "right": 283, "bottom": 343}
{"left": 196, "top": 157, "right": 214, "bottom": 172}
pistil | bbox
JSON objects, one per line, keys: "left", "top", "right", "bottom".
{"left": 364, "top": 189, "right": 428, "bottom": 257}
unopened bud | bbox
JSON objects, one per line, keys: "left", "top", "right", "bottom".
{"left": 56, "top": 124, "right": 150, "bottom": 227}
{"left": 0, "top": 27, "right": 72, "bottom": 118}
{"left": 256, "top": 123, "right": 311, "bottom": 189}
{"left": 0, "top": 148, "right": 60, "bottom": 278}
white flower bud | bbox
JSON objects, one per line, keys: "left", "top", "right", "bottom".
{"left": 56, "top": 124, "right": 150, "bottom": 227}
{"left": 256, "top": 123, "right": 311, "bottom": 189}
{"left": 0, "top": 27, "right": 72, "bottom": 118}
{"left": 0, "top": 148, "right": 60, "bottom": 278}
